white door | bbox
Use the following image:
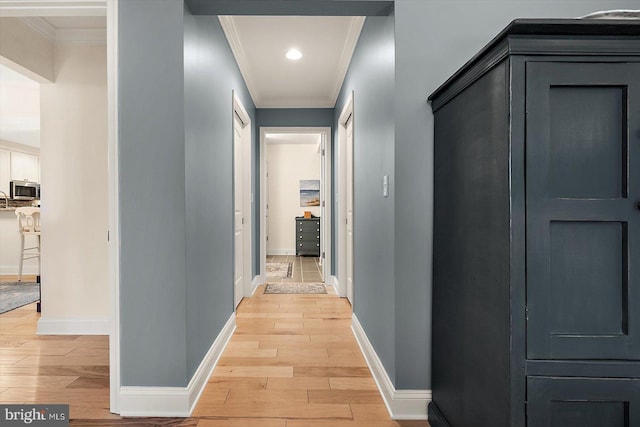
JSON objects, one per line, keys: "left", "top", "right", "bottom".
{"left": 233, "top": 113, "right": 245, "bottom": 308}
{"left": 345, "top": 116, "right": 354, "bottom": 304}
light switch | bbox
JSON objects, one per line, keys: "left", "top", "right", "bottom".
{"left": 383, "top": 174, "right": 389, "bottom": 197}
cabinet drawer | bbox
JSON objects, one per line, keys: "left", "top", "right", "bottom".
{"left": 527, "top": 376, "right": 640, "bottom": 427}
{"left": 297, "top": 232, "right": 320, "bottom": 242}
{"left": 297, "top": 221, "right": 320, "bottom": 232}
{"left": 298, "top": 241, "right": 320, "bottom": 250}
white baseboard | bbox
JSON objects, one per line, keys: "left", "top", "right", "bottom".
{"left": 331, "top": 275, "right": 345, "bottom": 297}
{"left": 267, "top": 248, "right": 295, "bottom": 256}
{"left": 328, "top": 275, "right": 339, "bottom": 287}
{"left": 250, "top": 275, "right": 264, "bottom": 296}
{"left": 351, "top": 314, "right": 431, "bottom": 420}
{"left": 37, "top": 316, "right": 110, "bottom": 335}
{"left": 118, "top": 313, "right": 236, "bottom": 416}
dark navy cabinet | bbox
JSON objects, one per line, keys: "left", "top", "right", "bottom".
{"left": 428, "top": 19, "right": 640, "bottom": 427}
{"left": 295, "top": 217, "right": 320, "bottom": 256}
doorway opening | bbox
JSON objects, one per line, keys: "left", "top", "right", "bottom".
{"left": 259, "top": 127, "right": 332, "bottom": 289}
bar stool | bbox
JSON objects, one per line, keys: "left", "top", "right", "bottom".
{"left": 15, "top": 207, "right": 41, "bottom": 282}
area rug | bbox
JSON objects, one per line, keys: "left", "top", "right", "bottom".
{"left": 0, "top": 282, "right": 39, "bottom": 314}
{"left": 264, "top": 283, "right": 327, "bottom": 294}
{"left": 266, "top": 262, "right": 293, "bottom": 278}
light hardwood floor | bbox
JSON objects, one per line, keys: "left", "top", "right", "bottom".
{"left": 0, "top": 282, "right": 429, "bottom": 427}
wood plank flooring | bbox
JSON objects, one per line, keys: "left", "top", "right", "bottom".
{"left": 0, "top": 281, "right": 429, "bottom": 427}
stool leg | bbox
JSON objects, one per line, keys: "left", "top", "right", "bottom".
{"left": 18, "top": 234, "right": 25, "bottom": 282}
{"left": 37, "top": 234, "right": 41, "bottom": 277}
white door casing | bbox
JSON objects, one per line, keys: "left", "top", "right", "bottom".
{"left": 338, "top": 93, "right": 354, "bottom": 303}
{"left": 345, "top": 116, "right": 354, "bottom": 305}
{"left": 233, "top": 93, "right": 252, "bottom": 307}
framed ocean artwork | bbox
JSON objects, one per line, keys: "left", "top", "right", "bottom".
{"left": 300, "top": 180, "right": 320, "bottom": 207}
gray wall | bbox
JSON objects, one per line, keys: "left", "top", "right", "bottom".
{"left": 334, "top": 13, "right": 397, "bottom": 382}
{"left": 116, "top": 0, "right": 639, "bottom": 391}
{"left": 186, "top": 0, "right": 393, "bottom": 15}
{"left": 254, "top": 108, "right": 335, "bottom": 274}
{"left": 118, "top": 0, "right": 255, "bottom": 387}
{"left": 256, "top": 108, "right": 334, "bottom": 128}
{"left": 119, "top": 0, "right": 187, "bottom": 386}
{"left": 392, "top": 0, "right": 640, "bottom": 390}
{"left": 183, "top": 8, "right": 255, "bottom": 379}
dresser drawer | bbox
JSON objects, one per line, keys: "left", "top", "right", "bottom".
{"left": 295, "top": 217, "right": 320, "bottom": 256}
{"left": 297, "top": 220, "right": 320, "bottom": 232}
{"left": 298, "top": 241, "right": 320, "bottom": 250}
{"left": 297, "top": 232, "right": 320, "bottom": 242}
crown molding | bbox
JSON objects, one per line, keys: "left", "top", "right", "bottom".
{"left": 258, "top": 95, "right": 336, "bottom": 109}
{"left": 0, "top": 1, "right": 106, "bottom": 17}
{"left": 19, "top": 16, "right": 56, "bottom": 39}
{"left": 329, "top": 16, "right": 365, "bottom": 106}
{"left": 19, "top": 16, "right": 106, "bottom": 45}
{"left": 219, "top": 15, "right": 262, "bottom": 107}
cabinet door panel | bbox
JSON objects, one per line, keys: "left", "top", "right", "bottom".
{"left": 527, "top": 376, "right": 640, "bottom": 427}
{"left": 0, "top": 149, "right": 10, "bottom": 194}
{"left": 526, "top": 62, "right": 640, "bottom": 359}
{"left": 10, "top": 151, "right": 39, "bottom": 182}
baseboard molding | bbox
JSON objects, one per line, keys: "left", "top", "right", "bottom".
{"left": 351, "top": 314, "right": 431, "bottom": 420}
{"left": 266, "top": 249, "right": 295, "bottom": 256}
{"left": 119, "top": 313, "right": 236, "bottom": 416}
{"left": 328, "top": 275, "right": 339, "bottom": 288}
{"left": 330, "top": 275, "right": 344, "bottom": 297}
{"left": 428, "top": 401, "right": 452, "bottom": 427}
{"left": 37, "top": 316, "right": 110, "bottom": 335}
{"left": 250, "top": 275, "right": 264, "bottom": 296}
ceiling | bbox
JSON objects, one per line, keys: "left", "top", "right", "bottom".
{"left": 266, "top": 133, "right": 322, "bottom": 145}
{"left": 0, "top": 16, "right": 106, "bottom": 148}
{"left": 1, "top": 14, "right": 362, "bottom": 149}
{"left": 220, "top": 16, "right": 365, "bottom": 108}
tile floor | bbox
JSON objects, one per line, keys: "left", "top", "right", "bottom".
{"left": 266, "top": 255, "right": 323, "bottom": 283}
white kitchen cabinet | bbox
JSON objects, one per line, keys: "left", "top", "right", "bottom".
{"left": 0, "top": 149, "right": 10, "bottom": 195}
{"left": 10, "top": 151, "right": 39, "bottom": 183}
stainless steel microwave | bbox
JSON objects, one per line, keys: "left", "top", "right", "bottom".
{"left": 10, "top": 180, "right": 40, "bottom": 200}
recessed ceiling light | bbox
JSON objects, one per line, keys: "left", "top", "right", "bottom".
{"left": 286, "top": 48, "right": 302, "bottom": 61}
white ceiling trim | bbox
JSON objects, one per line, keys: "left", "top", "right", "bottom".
{"left": 328, "top": 16, "right": 365, "bottom": 106}
{"left": 259, "top": 96, "right": 336, "bottom": 109}
{"left": 219, "top": 16, "right": 262, "bottom": 107}
{"left": 20, "top": 16, "right": 105, "bottom": 44}
{"left": 0, "top": 1, "right": 106, "bottom": 17}
{"left": 19, "top": 16, "right": 55, "bottom": 39}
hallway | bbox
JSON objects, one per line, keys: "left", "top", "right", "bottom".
{"left": 0, "top": 285, "right": 429, "bottom": 426}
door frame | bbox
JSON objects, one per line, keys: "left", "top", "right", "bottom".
{"left": 106, "top": 0, "right": 120, "bottom": 413}
{"left": 259, "top": 127, "right": 332, "bottom": 285}
{"left": 337, "top": 92, "right": 354, "bottom": 301}
{"left": 233, "top": 92, "right": 253, "bottom": 305}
